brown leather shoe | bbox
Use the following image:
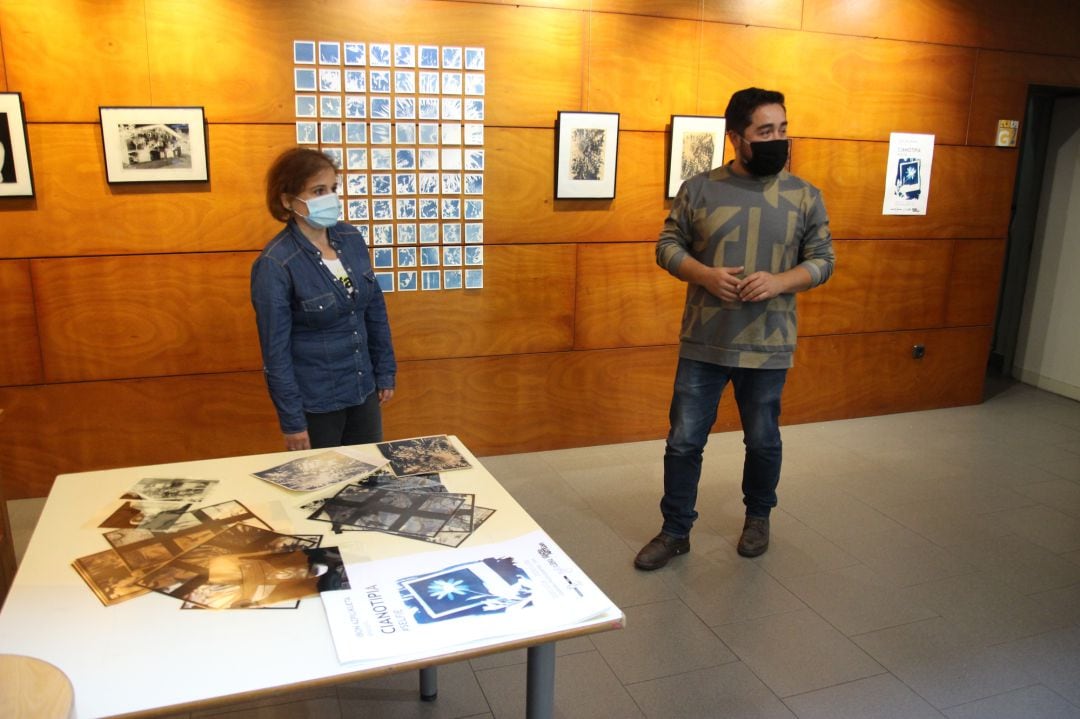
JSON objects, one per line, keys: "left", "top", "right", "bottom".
{"left": 634, "top": 533, "right": 690, "bottom": 570}
{"left": 737, "top": 516, "right": 770, "bottom": 557}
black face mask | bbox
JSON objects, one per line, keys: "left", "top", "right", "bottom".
{"left": 741, "top": 138, "right": 789, "bottom": 177}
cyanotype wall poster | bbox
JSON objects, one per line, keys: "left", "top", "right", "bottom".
{"left": 883, "top": 132, "right": 935, "bottom": 215}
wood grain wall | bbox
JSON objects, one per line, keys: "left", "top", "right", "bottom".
{"left": 1, "top": 0, "right": 1076, "bottom": 498}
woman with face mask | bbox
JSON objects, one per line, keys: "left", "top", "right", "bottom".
{"left": 251, "top": 148, "right": 396, "bottom": 451}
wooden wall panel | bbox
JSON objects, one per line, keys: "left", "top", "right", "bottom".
{"left": 587, "top": 13, "right": 700, "bottom": 129}
{"left": 384, "top": 346, "right": 682, "bottom": 455}
{"left": 968, "top": 51, "right": 1080, "bottom": 147}
{"left": 0, "top": 325, "right": 995, "bottom": 498}
{"left": 0, "top": 260, "right": 42, "bottom": 386}
{"left": 485, "top": 128, "right": 668, "bottom": 245}
{"left": 0, "top": 124, "right": 287, "bottom": 259}
{"left": 696, "top": 24, "right": 976, "bottom": 143}
{"left": 388, "top": 244, "right": 577, "bottom": 360}
{"left": 945, "top": 239, "right": 1006, "bottom": 327}
{"left": 701, "top": 0, "right": 802, "bottom": 28}
{"left": 799, "top": 240, "right": 952, "bottom": 336}
{"left": 577, "top": 239, "right": 996, "bottom": 348}
{"left": 143, "top": 0, "right": 584, "bottom": 128}
{"left": 786, "top": 327, "right": 993, "bottom": 423}
{"left": 803, "top": 0, "right": 1080, "bottom": 60}
{"left": 0, "top": 373, "right": 281, "bottom": 500}
{"left": 33, "top": 253, "right": 262, "bottom": 383}
{"left": 575, "top": 242, "right": 684, "bottom": 350}
{"left": 0, "top": 0, "right": 151, "bottom": 122}
{"left": 792, "top": 140, "right": 1017, "bottom": 240}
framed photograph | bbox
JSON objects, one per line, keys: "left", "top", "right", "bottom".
{"left": 555, "top": 111, "right": 619, "bottom": 199}
{"left": 667, "top": 114, "right": 726, "bottom": 198}
{"left": 0, "top": 92, "right": 35, "bottom": 198}
{"left": 99, "top": 106, "right": 208, "bottom": 184}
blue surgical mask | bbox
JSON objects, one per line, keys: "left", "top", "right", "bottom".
{"left": 294, "top": 193, "right": 340, "bottom": 229}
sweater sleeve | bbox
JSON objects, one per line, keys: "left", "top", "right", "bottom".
{"left": 796, "top": 188, "right": 835, "bottom": 288}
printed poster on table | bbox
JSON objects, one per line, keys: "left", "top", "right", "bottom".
{"left": 321, "top": 529, "right": 619, "bottom": 664}
{"left": 882, "top": 132, "right": 935, "bottom": 216}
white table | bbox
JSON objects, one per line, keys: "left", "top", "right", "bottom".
{"left": 0, "top": 437, "right": 623, "bottom": 718}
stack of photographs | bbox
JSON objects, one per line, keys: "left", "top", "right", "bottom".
{"left": 302, "top": 435, "right": 494, "bottom": 547}
{"left": 73, "top": 493, "right": 346, "bottom": 609}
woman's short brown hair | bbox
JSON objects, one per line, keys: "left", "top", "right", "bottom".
{"left": 264, "top": 148, "right": 338, "bottom": 222}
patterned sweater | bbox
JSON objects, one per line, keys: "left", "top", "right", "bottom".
{"left": 656, "top": 163, "right": 835, "bottom": 369}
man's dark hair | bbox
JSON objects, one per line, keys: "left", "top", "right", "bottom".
{"left": 724, "top": 88, "right": 786, "bottom": 135}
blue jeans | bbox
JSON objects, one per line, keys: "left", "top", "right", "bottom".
{"left": 660, "top": 357, "right": 787, "bottom": 537}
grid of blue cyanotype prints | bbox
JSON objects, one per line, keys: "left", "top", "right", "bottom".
{"left": 293, "top": 40, "right": 485, "bottom": 292}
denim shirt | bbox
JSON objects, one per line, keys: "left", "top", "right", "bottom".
{"left": 251, "top": 219, "right": 396, "bottom": 434}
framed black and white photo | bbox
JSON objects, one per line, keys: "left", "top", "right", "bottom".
{"left": 0, "top": 92, "right": 35, "bottom": 198}
{"left": 555, "top": 111, "right": 619, "bottom": 199}
{"left": 99, "top": 106, "right": 209, "bottom": 184}
{"left": 667, "top": 114, "right": 726, "bottom": 198}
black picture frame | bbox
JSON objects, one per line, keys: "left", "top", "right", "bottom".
{"left": 554, "top": 111, "right": 619, "bottom": 199}
{"left": 0, "top": 92, "right": 35, "bottom": 198}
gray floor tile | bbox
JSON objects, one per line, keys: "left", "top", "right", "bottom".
{"left": 781, "top": 563, "right": 939, "bottom": 636}
{"left": 474, "top": 650, "right": 644, "bottom": 719}
{"left": 467, "top": 635, "right": 594, "bottom": 671}
{"left": 897, "top": 572, "right": 1068, "bottom": 647}
{"left": 984, "top": 505, "right": 1080, "bottom": 553}
{"left": 1016, "top": 479, "right": 1080, "bottom": 520}
{"left": 879, "top": 498, "right": 1015, "bottom": 547}
{"left": 589, "top": 599, "right": 736, "bottom": 684}
{"left": 943, "top": 684, "right": 1080, "bottom": 719}
{"left": 993, "top": 627, "right": 1080, "bottom": 707}
{"left": 853, "top": 618, "right": 1036, "bottom": 709}
{"left": 784, "top": 673, "right": 946, "bottom": 719}
{"left": 337, "top": 660, "right": 489, "bottom": 718}
{"left": 947, "top": 534, "right": 1080, "bottom": 595}
{"left": 665, "top": 551, "right": 807, "bottom": 627}
{"left": 726, "top": 512, "right": 859, "bottom": 581}
{"left": 626, "top": 662, "right": 796, "bottom": 719}
{"left": 713, "top": 608, "right": 883, "bottom": 697}
{"left": 833, "top": 525, "right": 976, "bottom": 588}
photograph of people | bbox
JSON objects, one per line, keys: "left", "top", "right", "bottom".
{"left": 635, "top": 87, "right": 835, "bottom": 570}
{"left": 252, "top": 147, "right": 396, "bottom": 451}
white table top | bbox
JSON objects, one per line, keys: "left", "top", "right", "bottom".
{"left": 0, "top": 437, "right": 623, "bottom": 719}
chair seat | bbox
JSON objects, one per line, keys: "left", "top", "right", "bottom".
{"left": 0, "top": 654, "right": 75, "bottom": 719}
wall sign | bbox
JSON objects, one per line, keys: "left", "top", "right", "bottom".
{"left": 882, "top": 132, "right": 935, "bottom": 216}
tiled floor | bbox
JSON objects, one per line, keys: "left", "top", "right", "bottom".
{"left": 7, "top": 378, "right": 1080, "bottom": 718}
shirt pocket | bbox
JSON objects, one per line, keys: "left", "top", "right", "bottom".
{"left": 299, "top": 292, "right": 339, "bottom": 329}
{"left": 356, "top": 270, "right": 376, "bottom": 304}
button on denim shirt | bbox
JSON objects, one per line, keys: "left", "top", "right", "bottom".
{"left": 251, "top": 220, "right": 396, "bottom": 434}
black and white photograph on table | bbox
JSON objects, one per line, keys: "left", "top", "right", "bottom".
{"left": 99, "top": 106, "right": 208, "bottom": 184}
{"left": 120, "top": 477, "right": 218, "bottom": 503}
{"left": 251, "top": 449, "right": 386, "bottom": 492}
{"left": 377, "top": 434, "right": 472, "bottom": 476}
{"left": 667, "top": 114, "right": 727, "bottom": 198}
{"left": 555, "top": 111, "right": 619, "bottom": 199}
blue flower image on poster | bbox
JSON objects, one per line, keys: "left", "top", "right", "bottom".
{"left": 894, "top": 158, "right": 921, "bottom": 200}
{"left": 400, "top": 557, "right": 531, "bottom": 623}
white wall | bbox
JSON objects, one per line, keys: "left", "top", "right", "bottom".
{"left": 1014, "top": 96, "right": 1080, "bottom": 400}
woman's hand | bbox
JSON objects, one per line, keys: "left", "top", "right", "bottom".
{"left": 378, "top": 388, "right": 395, "bottom": 405}
{"left": 284, "top": 430, "right": 311, "bottom": 451}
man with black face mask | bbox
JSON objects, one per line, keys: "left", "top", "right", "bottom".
{"left": 635, "top": 87, "right": 835, "bottom": 570}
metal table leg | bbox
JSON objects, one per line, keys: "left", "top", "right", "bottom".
{"left": 526, "top": 642, "right": 555, "bottom": 719}
{"left": 419, "top": 665, "right": 437, "bottom": 701}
